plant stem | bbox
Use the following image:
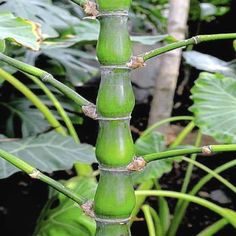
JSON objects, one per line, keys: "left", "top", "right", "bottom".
{"left": 0, "top": 68, "right": 66, "bottom": 135}
{"left": 182, "top": 157, "right": 236, "bottom": 193}
{"left": 167, "top": 159, "right": 236, "bottom": 236}
{"left": 141, "top": 33, "right": 236, "bottom": 61}
{"left": 26, "top": 74, "right": 79, "bottom": 142}
{"left": 25, "top": 74, "right": 93, "bottom": 176}
{"left": 135, "top": 190, "right": 236, "bottom": 228}
{"left": 170, "top": 120, "right": 195, "bottom": 147}
{"left": 142, "top": 205, "right": 156, "bottom": 236}
{"left": 0, "top": 53, "right": 92, "bottom": 108}
{"left": 149, "top": 206, "right": 163, "bottom": 236}
{"left": 0, "top": 148, "right": 87, "bottom": 205}
{"left": 141, "top": 116, "right": 193, "bottom": 137}
{"left": 167, "top": 131, "right": 201, "bottom": 236}
{"left": 196, "top": 219, "right": 228, "bottom": 236}
{"left": 143, "top": 144, "right": 236, "bottom": 163}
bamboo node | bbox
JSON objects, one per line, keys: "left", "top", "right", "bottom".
{"left": 95, "top": 216, "right": 130, "bottom": 224}
{"left": 192, "top": 36, "right": 200, "bottom": 44}
{"left": 127, "top": 56, "right": 146, "bottom": 69}
{"left": 29, "top": 169, "right": 41, "bottom": 179}
{"left": 81, "top": 200, "right": 95, "bottom": 218}
{"left": 82, "top": 103, "right": 97, "bottom": 119}
{"left": 41, "top": 73, "right": 52, "bottom": 82}
{"left": 127, "top": 157, "right": 146, "bottom": 171}
{"left": 201, "top": 145, "right": 212, "bottom": 155}
{"left": 83, "top": 1, "right": 98, "bottom": 17}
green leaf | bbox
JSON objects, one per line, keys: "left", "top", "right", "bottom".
{"left": 131, "top": 35, "right": 168, "bottom": 45}
{"left": 35, "top": 177, "right": 96, "bottom": 236}
{"left": 0, "top": 0, "right": 80, "bottom": 39}
{"left": 0, "top": 12, "right": 41, "bottom": 50}
{"left": 190, "top": 72, "right": 236, "bottom": 143}
{"left": 1, "top": 99, "right": 50, "bottom": 137}
{"left": 0, "top": 131, "right": 96, "bottom": 178}
{"left": 132, "top": 132, "right": 174, "bottom": 184}
{"left": 183, "top": 51, "right": 236, "bottom": 78}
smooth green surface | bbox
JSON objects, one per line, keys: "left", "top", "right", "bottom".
{"left": 94, "top": 171, "right": 135, "bottom": 218}
{"left": 97, "top": 0, "right": 131, "bottom": 11}
{"left": 96, "top": 222, "right": 131, "bottom": 236}
{"left": 142, "top": 33, "right": 236, "bottom": 61}
{"left": 97, "top": 68, "right": 134, "bottom": 117}
{"left": 97, "top": 17, "right": 132, "bottom": 65}
{"left": 96, "top": 120, "right": 134, "bottom": 166}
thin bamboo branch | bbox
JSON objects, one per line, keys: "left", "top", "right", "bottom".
{"left": 0, "top": 148, "right": 87, "bottom": 205}
{"left": 143, "top": 144, "right": 236, "bottom": 163}
{"left": 0, "top": 68, "right": 66, "bottom": 135}
{"left": 135, "top": 190, "right": 236, "bottom": 228}
{"left": 0, "top": 53, "right": 96, "bottom": 118}
{"left": 140, "top": 33, "right": 236, "bottom": 62}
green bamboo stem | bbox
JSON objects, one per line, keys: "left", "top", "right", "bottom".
{"left": 135, "top": 190, "right": 236, "bottom": 228}
{"left": 26, "top": 74, "right": 79, "bottom": 142}
{"left": 0, "top": 53, "right": 92, "bottom": 108}
{"left": 166, "top": 159, "right": 236, "bottom": 236}
{"left": 0, "top": 148, "right": 87, "bottom": 205}
{"left": 0, "top": 68, "right": 66, "bottom": 135}
{"left": 141, "top": 116, "right": 193, "bottom": 137}
{"left": 143, "top": 144, "right": 236, "bottom": 163}
{"left": 142, "top": 205, "right": 156, "bottom": 236}
{"left": 196, "top": 219, "right": 228, "bottom": 236}
{"left": 141, "top": 33, "right": 236, "bottom": 61}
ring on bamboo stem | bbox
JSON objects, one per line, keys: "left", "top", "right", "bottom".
{"left": 192, "top": 36, "right": 200, "bottom": 44}
{"left": 94, "top": 216, "right": 131, "bottom": 224}
{"left": 97, "top": 11, "right": 129, "bottom": 18}
{"left": 99, "top": 165, "right": 130, "bottom": 173}
{"left": 100, "top": 65, "right": 131, "bottom": 70}
{"left": 96, "top": 116, "right": 131, "bottom": 121}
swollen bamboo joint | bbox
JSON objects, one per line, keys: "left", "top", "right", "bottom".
{"left": 94, "top": 1, "right": 135, "bottom": 235}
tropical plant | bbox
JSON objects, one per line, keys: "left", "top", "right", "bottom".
{"left": 0, "top": 0, "right": 236, "bottom": 236}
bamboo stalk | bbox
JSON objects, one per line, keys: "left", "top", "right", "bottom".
{"left": 94, "top": 1, "right": 135, "bottom": 235}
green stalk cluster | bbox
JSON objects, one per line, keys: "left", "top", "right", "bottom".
{"left": 94, "top": 1, "right": 135, "bottom": 235}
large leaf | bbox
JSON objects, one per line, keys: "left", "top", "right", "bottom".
{"left": 1, "top": 99, "right": 50, "bottom": 137}
{"left": 0, "top": 12, "right": 41, "bottom": 50}
{"left": 35, "top": 177, "right": 96, "bottom": 236}
{"left": 183, "top": 51, "right": 236, "bottom": 78}
{"left": 132, "top": 131, "right": 174, "bottom": 184}
{"left": 0, "top": 0, "right": 80, "bottom": 39}
{"left": 0, "top": 131, "right": 96, "bottom": 178}
{"left": 190, "top": 72, "right": 236, "bottom": 143}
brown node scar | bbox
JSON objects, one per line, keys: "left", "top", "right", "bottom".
{"left": 127, "top": 157, "right": 146, "bottom": 171}
{"left": 82, "top": 104, "right": 98, "bottom": 119}
{"left": 84, "top": 1, "right": 99, "bottom": 17}
{"left": 201, "top": 145, "right": 212, "bottom": 155}
{"left": 127, "top": 56, "right": 146, "bottom": 69}
{"left": 81, "top": 200, "right": 95, "bottom": 218}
